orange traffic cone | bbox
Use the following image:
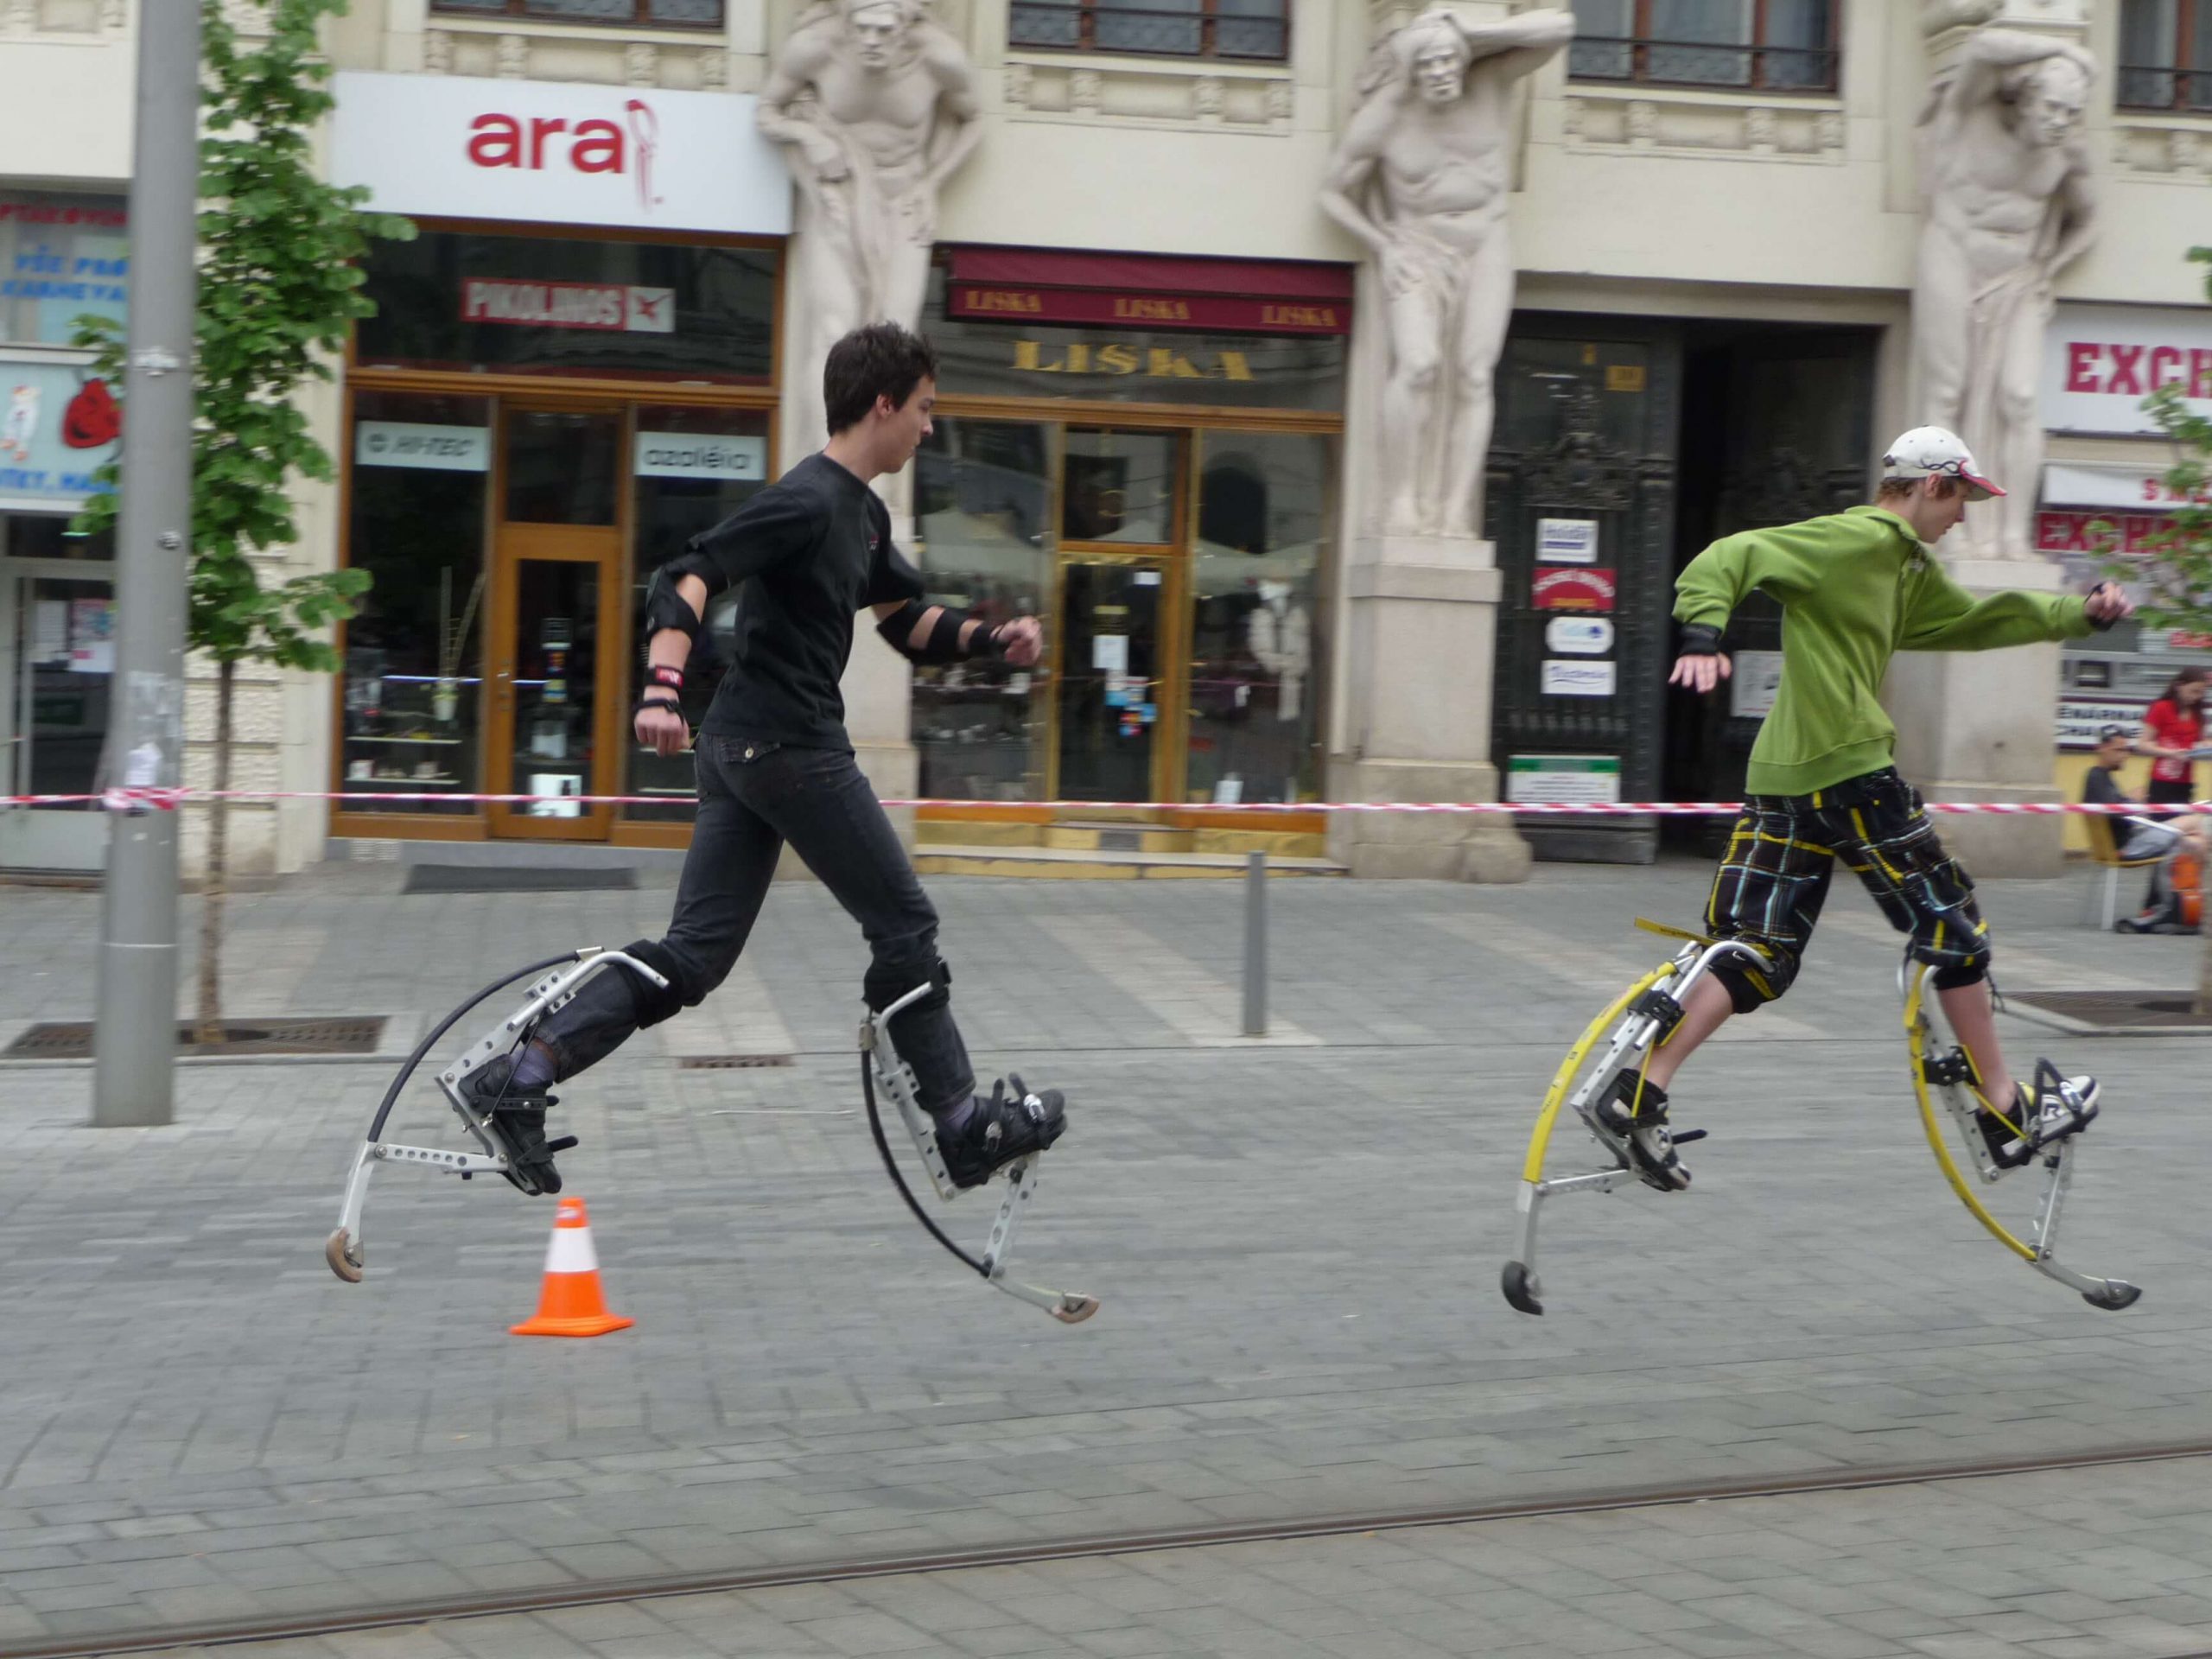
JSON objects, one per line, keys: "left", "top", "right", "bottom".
{"left": 511, "top": 1195, "right": 634, "bottom": 1338}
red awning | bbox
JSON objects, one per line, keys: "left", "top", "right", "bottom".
{"left": 944, "top": 245, "right": 1353, "bottom": 336}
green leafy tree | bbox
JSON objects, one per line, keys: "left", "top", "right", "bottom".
{"left": 2097, "top": 247, "right": 2212, "bottom": 1010}
{"left": 76, "top": 0, "right": 413, "bottom": 1044}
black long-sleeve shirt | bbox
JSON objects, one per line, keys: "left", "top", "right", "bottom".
{"left": 682, "top": 454, "right": 925, "bottom": 750}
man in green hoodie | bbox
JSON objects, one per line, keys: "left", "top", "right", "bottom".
{"left": 1582, "top": 426, "right": 2132, "bottom": 1192}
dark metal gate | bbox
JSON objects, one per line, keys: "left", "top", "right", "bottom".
{"left": 1486, "top": 321, "right": 1681, "bottom": 863}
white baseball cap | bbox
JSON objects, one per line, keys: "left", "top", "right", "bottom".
{"left": 1882, "top": 426, "right": 2005, "bottom": 501}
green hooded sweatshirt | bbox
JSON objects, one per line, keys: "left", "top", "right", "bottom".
{"left": 1673, "top": 505, "right": 2094, "bottom": 798}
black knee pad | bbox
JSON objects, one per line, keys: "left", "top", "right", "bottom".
{"left": 866, "top": 957, "right": 949, "bottom": 1015}
{"left": 1708, "top": 949, "right": 1795, "bottom": 1015}
{"left": 1931, "top": 961, "right": 1989, "bottom": 992}
{"left": 619, "top": 938, "right": 689, "bottom": 1027}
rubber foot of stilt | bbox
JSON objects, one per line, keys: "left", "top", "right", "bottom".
{"left": 325, "top": 1230, "right": 363, "bottom": 1284}
{"left": 1501, "top": 1261, "right": 1542, "bottom": 1316}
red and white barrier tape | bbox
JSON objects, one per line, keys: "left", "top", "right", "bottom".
{"left": 10, "top": 790, "right": 2212, "bottom": 817}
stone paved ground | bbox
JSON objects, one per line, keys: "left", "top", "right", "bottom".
{"left": 124, "top": 1456, "right": 2212, "bottom": 1659}
{"left": 0, "top": 854, "right": 2209, "bottom": 1649}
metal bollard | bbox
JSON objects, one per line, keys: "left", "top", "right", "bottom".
{"left": 1243, "top": 850, "right": 1267, "bottom": 1037}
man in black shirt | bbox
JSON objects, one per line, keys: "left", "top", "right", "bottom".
{"left": 466, "top": 324, "right": 1068, "bottom": 1194}
{"left": 2084, "top": 721, "right": 2193, "bottom": 931}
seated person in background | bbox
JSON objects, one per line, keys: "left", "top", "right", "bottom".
{"left": 2085, "top": 723, "right": 2204, "bottom": 931}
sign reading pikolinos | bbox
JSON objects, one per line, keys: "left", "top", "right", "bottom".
{"left": 461, "top": 280, "right": 675, "bottom": 334}
{"left": 329, "top": 72, "right": 791, "bottom": 236}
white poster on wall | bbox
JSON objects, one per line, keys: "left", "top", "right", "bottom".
{"left": 1545, "top": 615, "right": 1614, "bottom": 656}
{"left": 329, "top": 72, "right": 791, "bottom": 236}
{"left": 1536, "top": 517, "right": 1599, "bottom": 564}
{"left": 1508, "top": 753, "right": 1621, "bottom": 804}
{"left": 1541, "top": 659, "right": 1615, "bottom": 697}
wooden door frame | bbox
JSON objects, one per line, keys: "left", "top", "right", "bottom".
{"left": 486, "top": 523, "right": 626, "bottom": 840}
{"left": 1045, "top": 547, "right": 1186, "bottom": 805}
{"left": 486, "top": 397, "right": 632, "bottom": 841}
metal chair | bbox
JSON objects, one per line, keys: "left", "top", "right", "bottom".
{"left": 2080, "top": 811, "right": 2167, "bottom": 931}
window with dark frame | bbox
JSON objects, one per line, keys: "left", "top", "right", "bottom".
{"left": 2120, "top": 0, "right": 2212, "bottom": 112}
{"left": 1567, "top": 0, "right": 1838, "bottom": 93}
{"left": 427, "top": 0, "right": 724, "bottom": 28}
{"left": 1008, "top": 0, "right": 1288, "bottom": 62}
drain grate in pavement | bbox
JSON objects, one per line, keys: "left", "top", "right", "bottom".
{"left": 3, "top": 1017, "right": 388, "bottom": 1059}
{"left": 2006, "top": 990, "right": 2211, "bottom": 1030}
{"left": 404, "top": 864, "right": 635, "bottom": 893}
{"left": 677, "top": 1053, "right": 797, "bottom": 1070}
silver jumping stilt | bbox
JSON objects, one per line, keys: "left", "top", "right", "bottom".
{"left": 861, "top": 982, "right": 1098, "bottom": 1325}
{"left": 326, "top": 948, "right": 670, "bottom": 1283}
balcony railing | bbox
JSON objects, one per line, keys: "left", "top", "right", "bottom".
{"left": 1568, "top": 33, "right": 1839, "bottom": 93}
{"left": 1009, "top": 0, "right": 1287, "bottom": 62}
{"left": 428, "top": 0, "right": 724, "bottom": 28}
{"left": 2119, "top": 63, "right": 2212, "bottom": 113}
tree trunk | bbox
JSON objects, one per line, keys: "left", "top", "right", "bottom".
{"left": 195, "top": 658, "right": 233, "bottom": 1047}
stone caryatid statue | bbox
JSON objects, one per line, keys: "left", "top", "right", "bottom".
{"left": 1321, "top": 7, "right": 1573, "bottom": 540}
{"left": 1914, "top": 7, "right": 2096, "bottom": 560}
{"left": 759, "top": 0, "right": 981, "bottom": 442}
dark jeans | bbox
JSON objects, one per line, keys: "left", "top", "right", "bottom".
{"left": 530, "top": 737, "right": 976, "bottom": 1113}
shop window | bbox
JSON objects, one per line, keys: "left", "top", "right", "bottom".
{"left": 625, "top": 405, "right": 773, "bottom": 822}
{"left": 340, "top": 391, "right": 493, "bottom": 815}
{"left": 1009, "top": 0, "right": 1287, "bottom": 61}
{"left": 2120, "top": 0, "right": 2212, "bottom": 112}
{"left": 1185, "top": 431, "right": 1326, "bottom": 805}
{"left": 1567, "top": 0, "right": 1838, "bottom": 92}
{"left": 1063, "top": 429, "right": 1179, "bottom": 544}
{"left": 356, "top": 229, "right": 776, "bottom": 385}
{"left": 428, "top": 0, "right": 724, "bottom": 26}
{"left": 912, "top": 418, "right": 1052, "bottom": 802}
{"left": 0, "top": 192, "right": 129, "bottom": 347}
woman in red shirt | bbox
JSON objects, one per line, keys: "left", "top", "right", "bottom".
{"left": 2138, "top": 667, "right": 2208, "bottom": 805}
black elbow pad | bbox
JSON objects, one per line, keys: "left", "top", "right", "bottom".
{"left": 876, "top": 601, "right": 998, "bottom": 665}
{"left": 643, "top": 564, "right": 705, "bottom": 645}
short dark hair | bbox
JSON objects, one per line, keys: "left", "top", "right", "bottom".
{"left": 823, "top": 323, "right": 939, "bottom": 435}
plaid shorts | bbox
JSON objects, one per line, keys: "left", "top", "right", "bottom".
{"left": 1703, "top": 767, "right": 1991, "bottom": 1013}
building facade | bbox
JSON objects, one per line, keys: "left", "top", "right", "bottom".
{"left": 0, "top": 3, "right": 132, "bottom": 874}
{"left": 4, "top": 1, "right": 2207, "bottom": 876}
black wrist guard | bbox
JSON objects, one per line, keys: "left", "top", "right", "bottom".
{"left": 1678, "top": 623, "right": 1725, "bottom": 657}
{"left": 875, "top": 601, "right": 1000, "bottom": 665}
{"left": 642, "top": 567, "right": 703, "bottom": 646}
